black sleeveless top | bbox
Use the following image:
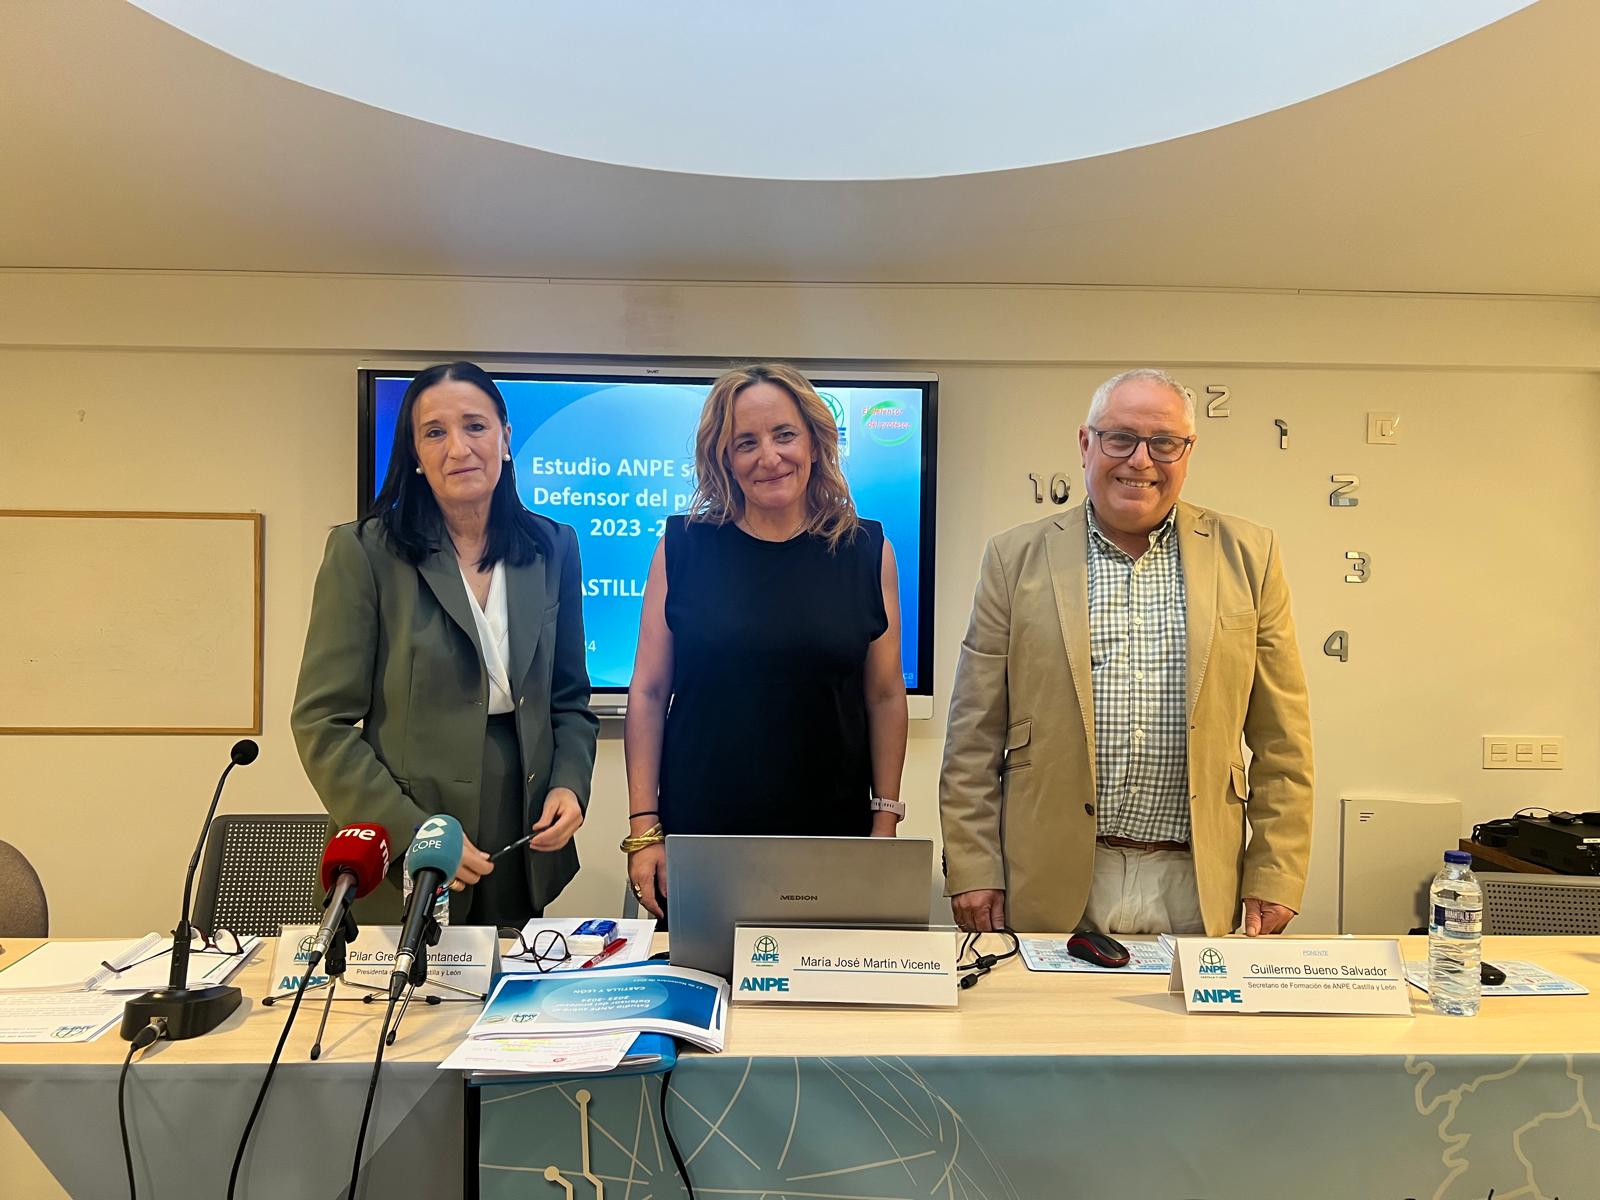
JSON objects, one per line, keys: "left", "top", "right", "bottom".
{"left": 660, "top": 515, "right": 888, "bottom": 837}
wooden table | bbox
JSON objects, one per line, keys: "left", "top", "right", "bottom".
{"left": 7, "top": 934, "right": 1600, "bottom": 1199}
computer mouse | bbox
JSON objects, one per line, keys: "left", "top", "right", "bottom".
{"left": 1481, "top": 962, "right": 1506, "bottom": 987}
{"left": 1068, "top": 930, "right": 1131, "bottom": 968}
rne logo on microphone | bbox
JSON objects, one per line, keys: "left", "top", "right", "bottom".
{"left": 336, "top": 827, "right": 377, "bottom": 841}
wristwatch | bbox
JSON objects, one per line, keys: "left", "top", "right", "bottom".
{"left": 870, "top": 795, "right": 906, "bottom": 820}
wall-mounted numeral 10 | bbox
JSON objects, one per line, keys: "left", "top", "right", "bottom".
{"left": 1027, "top": 472, "right": 1071, "bottom": 505}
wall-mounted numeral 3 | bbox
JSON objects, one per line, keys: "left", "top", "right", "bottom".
{"left": 1323, "top": 630, "right": 1350, "bottom": 662}
{"left": 1027, "top": 472, "right": 1071, "bottom": 505}
{"left": 1343, "top": 551, "right": 1371, "bottom": 583}
{"left": 1330, "top": 475, "right": 1360, "bottom": 507}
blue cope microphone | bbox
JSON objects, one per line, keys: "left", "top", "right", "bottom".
{"left": 389, "top": 814, "right": 464, "bottom": 1000}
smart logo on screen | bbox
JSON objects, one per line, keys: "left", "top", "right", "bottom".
{"left": 861, "top": 399, "right": 915, "bottom": 446}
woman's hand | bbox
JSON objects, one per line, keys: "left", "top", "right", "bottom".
{"left": 450, "top": 835, "right": 495, "bottom": 892}
{"left": 528, "top": 787, "right": 584, "bottom": 851}
{"left": 629, "top": 842, "right": 668, "bottom": 919}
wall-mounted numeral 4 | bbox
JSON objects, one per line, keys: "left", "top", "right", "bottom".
{"left": 1323, "top": 630, "right": 1349, "bottom": 662}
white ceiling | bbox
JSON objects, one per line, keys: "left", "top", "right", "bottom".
{"left": 126, "top": 0, "right": 1532, "bottom": 180}
{"left": 3, "top": 0, "right": 1597, "bottom": 295}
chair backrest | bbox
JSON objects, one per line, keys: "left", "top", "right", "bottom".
{"left": 0, "top": 840, "right": 48, "bottom": 937}
{"left": 193, "top": 814, "right": 330, "bottom": 939}
{"left": 1480, "top": 871, "right": 1600, "bottom": 935}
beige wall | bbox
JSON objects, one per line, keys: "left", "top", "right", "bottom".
{"left": 2, "top": 270, "right": 1597, "bottom": 937}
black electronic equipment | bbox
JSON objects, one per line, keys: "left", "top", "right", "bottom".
{"left": 120, "top": 740, "right": 258, "bottom": 1042}
{"left": 1500, "top": 816, "right": 1600, "bottom": 876}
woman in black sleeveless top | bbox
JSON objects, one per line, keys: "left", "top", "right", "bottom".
{"left": 622, "top": 363, "right": 908, "bottom": 918}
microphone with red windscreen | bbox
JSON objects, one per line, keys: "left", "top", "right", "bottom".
{"left": 307, "top": 824, "right": 391, "bottom": 968}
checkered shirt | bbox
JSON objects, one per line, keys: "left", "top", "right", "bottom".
{"left": 1085, "top": 503, "right": 1191, "bottom": 843}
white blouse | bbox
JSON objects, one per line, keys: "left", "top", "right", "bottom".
{"left": 459, "top": 560, "right": 514, "bottom": 715}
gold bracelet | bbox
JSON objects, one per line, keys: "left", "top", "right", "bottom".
{"left": 620, "top": 823, "right": 666, "bottom": 854}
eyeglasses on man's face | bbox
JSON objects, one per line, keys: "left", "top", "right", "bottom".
{"left": 1086, "top": 427, "right": 1195, "bottom": 463}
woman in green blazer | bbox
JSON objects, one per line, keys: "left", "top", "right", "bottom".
{"left": 292, "top": 361, "right": 599, "bottom": 925}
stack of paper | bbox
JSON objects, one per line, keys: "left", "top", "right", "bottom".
{"left": 500, "top": 918, "right": 658, "bottom": 974}
{"left": 0, "top": 934, "right": 261, "bottom": 1043}
{"left": 441, "top": 963, "right": 728, "bottom": 1075}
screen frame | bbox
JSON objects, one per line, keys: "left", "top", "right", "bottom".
{"left": 356, "top": 361, "right": 939, "bottom": 712}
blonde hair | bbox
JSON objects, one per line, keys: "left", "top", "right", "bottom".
{"left": 687, "top": 363, "right": 860, "bottom": 550}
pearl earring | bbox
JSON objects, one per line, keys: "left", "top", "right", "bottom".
{"left": 503, "top": 453, "right": 511, "bottom": 461}
{"left": 414, "top": 466, "right": 423, "bottom": 475}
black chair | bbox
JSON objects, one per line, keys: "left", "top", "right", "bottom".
{"left": 192, "top": 813, "right": 330, "bottom": 939}
{"left": 0, "top": 840, "right": 48, "bottom": 937}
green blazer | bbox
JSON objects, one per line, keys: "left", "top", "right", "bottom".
{"left": 291, "top": 518, "right": 599, "bottom": 923}
{"left": 939, "top": 501, "right": 1314, "bottom": 935}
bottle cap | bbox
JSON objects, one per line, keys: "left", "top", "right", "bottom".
{"left": 1444, "top": 850, "right": 1472, "bottom": 865}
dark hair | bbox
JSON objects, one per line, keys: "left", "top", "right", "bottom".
{"left": 361, "top": 361, "right": 552, "bottom": 566}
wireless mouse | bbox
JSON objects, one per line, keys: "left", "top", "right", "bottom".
{"left": 1067, "top": 930, "right": 1131, "bottom": 968}
{"left": 1480, "top": 962, "right": 1506, "bottom": 987}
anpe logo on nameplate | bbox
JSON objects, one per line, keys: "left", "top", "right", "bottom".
{"left": 731, "top": 927, "right": 957, "bottom": 1008}
{"left": 1167, "top": 938, "right": 1411, "bottom": 1016}
{"left": 269, "top": 926, "right": 499, "bottom": 1000}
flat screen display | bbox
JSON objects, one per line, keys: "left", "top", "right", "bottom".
{"left": 359, "top": 367, "right": 937, "bottom": 696}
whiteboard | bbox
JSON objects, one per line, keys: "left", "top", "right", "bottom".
{"left": 0, "top": 511, "right": 262, "bottom": 733}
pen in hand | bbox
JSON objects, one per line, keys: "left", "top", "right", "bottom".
{"left": 490, "top": 816, "right": 556, "bottom": 862}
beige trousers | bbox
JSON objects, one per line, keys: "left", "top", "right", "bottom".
{"left": 1082, "top": 843, "right": 1207, "bottom": 935}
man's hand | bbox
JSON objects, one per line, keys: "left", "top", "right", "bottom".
{"left": 1242, "top": 897, "right": 1295, "bottom": 936}
{"left": 952, "top": 888, "right": 1007, "bottom": 932}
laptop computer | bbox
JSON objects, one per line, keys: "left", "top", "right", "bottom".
{"left": 666, "top": 834, "right": 934, "bottom": 977}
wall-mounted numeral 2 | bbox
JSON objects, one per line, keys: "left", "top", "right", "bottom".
{"left": 1027, "top": 472, "right": 1071, "bottom": 505}
{"left": 1330, "top": 475, "right": 1360, "bottom": 507}
{"left": 1323, "top": 630, "right": 1350, "bottom": 662}
{"left": 1343, "top": 551, "right": 1371, "bottom": 583}
{"left": 1205, "top": 385, "right": 1231, "bottom": 418}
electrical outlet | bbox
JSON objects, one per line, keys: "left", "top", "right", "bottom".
{"left": 1482, "top": 735, "right": 1564, "bottom": 770}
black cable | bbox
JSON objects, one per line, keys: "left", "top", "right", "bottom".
{"left": 228, "top": 957, "right": 318, "bottom": 1199}
{"left": 957, "top": 929, "right": 1020, "bottom": 989}
{"left": 346, "top": 988, "right": 402, "bottom": 1200}
{"left": 119, "top": 1020, "right": 163, "bottom": 1199}
{"left": 659, "top": 1068, "right": 695, "bottom": 1199}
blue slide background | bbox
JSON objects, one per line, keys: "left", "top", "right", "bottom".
{"left": 372, "top": 376, "right": 927, "bottom": 690}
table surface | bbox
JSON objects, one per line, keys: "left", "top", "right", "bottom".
{"left": 3, "top": 933, "right": 1598, "bottom": 1066}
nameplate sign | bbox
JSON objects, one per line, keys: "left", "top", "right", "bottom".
{"left": 1168, "top": 938, "right": 1410, "bottom": 1016}
{"left": 732, "top": 926, "right": 957, "bottom": 1007}
{"left": 269, "top": 925, "right": 499, "bottom": 1001}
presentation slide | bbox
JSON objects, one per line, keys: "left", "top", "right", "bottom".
{"left": 371, "top": 375, "right": 929, "bottom": 691}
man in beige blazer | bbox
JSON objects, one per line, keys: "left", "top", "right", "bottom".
{"left": 940, "top": 368, "right": 1312, "bottom": 937}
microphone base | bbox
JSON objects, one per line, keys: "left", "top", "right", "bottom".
{"left": 120, "top": 985, "right": 242, "bottom": 1041}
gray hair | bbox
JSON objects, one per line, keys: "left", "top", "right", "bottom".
{"left": 1086, "top": 368, "right": 1195, "bottom": 428}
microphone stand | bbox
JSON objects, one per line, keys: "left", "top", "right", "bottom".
{"left": 120, "top": 743, "right": 255, "bottom": 1041}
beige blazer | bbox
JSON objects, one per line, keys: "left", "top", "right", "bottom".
{"left": 939, "top": 501, "right": 1313, "bottom": 935}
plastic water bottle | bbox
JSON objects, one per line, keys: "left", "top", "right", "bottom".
{"left": 1428, "top": 850, "right": 1483, "bottom": 1016}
